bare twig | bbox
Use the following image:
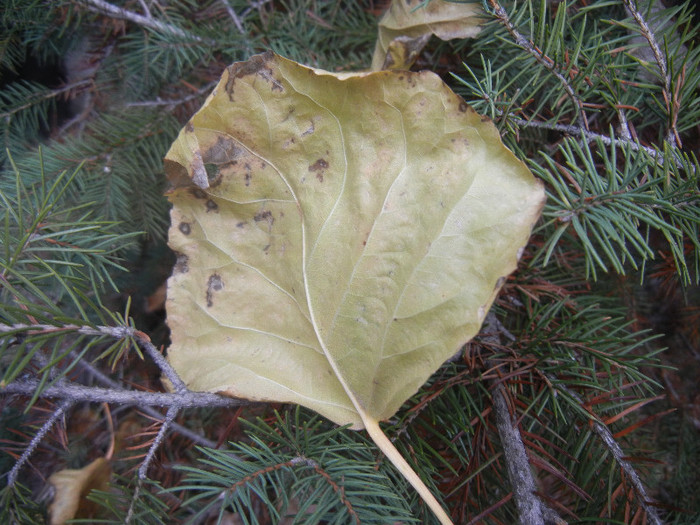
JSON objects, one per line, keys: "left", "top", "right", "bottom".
{"left": 508, "top": 116, "right": 692, "bottom": 172}
{"left": 124, "top": 81, "right": 217, "bottom": 108}
{"left": 137, "top": 335, "right": 189, "bottom": 395}
{"left": 486, "top": 0, "right": 588, "bottom": 130}
{"left": 138, "top": 406, "right": 178, "bottom": 480}
{"left": 240, "top": 0, "right": 273, "bottom": 19}
{"left": 6, "top": 399, "right": 74, "bottom": 487}
{"left": 1, "top": 322, "right": 246, "bottom": 447}
{"left": 137, "top": 0, "right": 151, "bottom": 18}
{"left": 482, "top": 314, "right": 548, "bottom": 525}
{"left": 75, "top": 356, "right": 219, "bottom": 448}
{"left": 125, "top": 405, "right": 179, "bottom": 525}
{"left": 492, "top": 385, "right": 546, "bottom": 525}
{"left": 617, "top": 108, "right": 632, "bottom": 141}
{"left": 2, "top": 379, "right": 248, "bottom": 409}
{"left": 219, "top": 0, "right": 246, "bottom": 35}
{"left": 0, "top": 322, "right": 187, "bottom": 392}
{"left": 78, "top": 0, "right": 207, "bottom": 42}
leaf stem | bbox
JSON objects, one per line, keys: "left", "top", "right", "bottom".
{"left": 362, "top": 417, "right": 453, "bottom": 525}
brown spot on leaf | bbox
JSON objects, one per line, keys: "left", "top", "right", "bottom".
{"left": 174, "top": 253, "right": 189, "bottom": 274}
{"left": 308, "top": 158, "right": 329, "bottom": 182}
{"left": 203, "top": 136, "right": 243, "bottom": 165}
{"left": 269, "top": 76, "right": 284, "bottom": 91}
{"left": 206, "top": 274, "right": 224, "bottom": 307}
{"left": 301, "top": 121, "right": 315, "bottom": 137}
{"left": 244, "top": 163, "right": 252, "bottom": 186}
{"left": 225, "top": 51, "right": 274, "bottom": 100}
{"left": 206, "top": 199, "right": 219, "bottom": 212}
{"left": 190, "top": 188, "right": 207, "bottom": 199}
{"left": 185, "top": 121, "right": 194, "bottom": 132}
{"left": 459, "top": 101, "right": 468, "bottom": 112}
{"left": 178, "top": 222, "right": 191, "bottom": 235}
{"left": 236, "top": 221, "right": 247, "bottom": 228}
{"left": 224, "top": 52, "right": 283, "bottom": 100}
{"left": 254, "top": 210, "right": 274, "bottom": 225}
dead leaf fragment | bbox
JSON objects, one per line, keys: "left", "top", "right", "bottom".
{"left": 48, "top": 457, "right": 111, "bottom": 525}
{"left": 372, "top": 0, "right": 484, "bottom": 70}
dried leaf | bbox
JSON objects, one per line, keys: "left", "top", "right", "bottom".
{"left": 164, "top": 51, "right": 544, "bottom": 524}
{"left": 165, "top": 50, "right": 543, "bottom": 429}
{"left": 371, "top": 0, "right": 483, "bottom": 70}
{"left": 48, "top": 457, "right": 111, "bottom": 525}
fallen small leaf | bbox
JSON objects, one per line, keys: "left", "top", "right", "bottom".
{"left": 371, "top": 0, "right": 484, "bottom": 70}
{"left": 48, "top": 457, "right": 111, "bottom": 525}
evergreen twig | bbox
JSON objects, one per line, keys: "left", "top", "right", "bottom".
{"left": 0, "top": 80, "right": 92, "bottom": 120}
{"left": 2, "top": 378, "right": 247, "bottom": 409}
{"left": 622, "top": 0, "right": 678, "bottom": 146}
{"left": 125, "top": 405, "right": 179, "bottom": 525}
{"left": 483, "top": 314, "right": 547, "bottom": 525}
{"left": 219, "top": 0, "right": 246, "bottom": 35}
{"left": 75, "top": 354, "right": 219, "bottom": 448}
{"left": 1, "top": 322, "right": 188, "bottom": 394}
{"left": 124, "top": 81, "right": 217, "bottom": 109}
{"left": 547, "top": 378, "right": 663, "bottom": 525}
{"left": 79, "top": 0, "right": 208, "bottom": 43}
{"left": 486, "top": 0, "right": 589, "bottom": 129}
{"left": 5, "top": 399, "right": 74, "bottom": 487}
{"left": 509, "top": 117, "right": 689, "bottom": 170}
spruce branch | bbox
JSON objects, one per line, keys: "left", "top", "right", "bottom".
{"left": 482, "top": 314, "right": 551, "bottom": 525}
{"left": 219, "top": 0, "right": 246, "bottom": 35}
{"left": 1, "top": 322, "right": 185, "bottom": 393}
{"left": 548, "top": 378, "right": 663, "bottom": 525}
{"left": 1, "top": 322, "right": 250, "bottom": 409}
{"left": 622, "top": 0, "right": 678, "bottom": 147}
{"left": 508, "top": 117, "right": 691, "bottom": 171}
{"left": 5, "top": 399, "right": 74, "bottom": 487}
{"left": 124, "top": 81, "right": 217, "bottom": 109}
{"left": 75, "top": 354, "right": 219, "bottom": 449}
{"left": 2, "top": 379, "right": 248, "bottom": 409}
{"left": 125, "top": 405, "right": 179, "bottom": 525}
{"left": 0, "top": 79, "right": 92, "bottom": 120}
{"left": 491, "top": 384, "right": 546, "bottom": 525}
{"left": 486, "top": 0, "right": 589, "bottom": 130}
{"left": 78, "top": 0, "right": 209, "bottom": 43}
{"left": 1, "top": 321, "right": 236, "bottom": 447}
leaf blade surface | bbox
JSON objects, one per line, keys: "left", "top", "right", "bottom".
{"left": 165, "top": 52, "right": 544, "bottom": 429}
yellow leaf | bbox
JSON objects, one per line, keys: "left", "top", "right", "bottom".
{"left": 48, "top": 457, "right": 111, "bottom": 525}
{"left": 371, "top": 0, "right": 484, "bottom": 70}
{"left": 164, "top": 51, "right": 544, "bottom": 524}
